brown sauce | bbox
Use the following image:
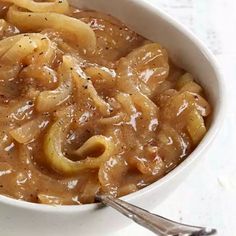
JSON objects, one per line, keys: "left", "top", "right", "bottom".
{"left": 0, "top": 1, "right": 211, "bottom": 205}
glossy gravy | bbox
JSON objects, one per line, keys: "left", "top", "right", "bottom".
{"left": 0, "top": 1, "right": 211, "bottom": 205}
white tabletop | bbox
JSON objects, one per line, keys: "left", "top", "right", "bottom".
{"left": 116, "top": 0, "right": 236, "bottom": 235}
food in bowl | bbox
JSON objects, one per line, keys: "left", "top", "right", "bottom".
{"left": 0, "top": 0, "right": 211, "bottom": 205}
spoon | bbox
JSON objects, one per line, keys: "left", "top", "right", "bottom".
{"left": 95, "top": 194, "right": 217, "bottom": 236}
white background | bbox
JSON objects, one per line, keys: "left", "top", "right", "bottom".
{"left": 116, "top": 0, "right": 236, "bottom": 235}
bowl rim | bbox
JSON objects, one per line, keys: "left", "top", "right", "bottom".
{"left": 0, "top": 0, "right": 226, "bottom": 213}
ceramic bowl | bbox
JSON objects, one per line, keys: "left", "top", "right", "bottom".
{"left": 0, "top": 0, "right": 225, "bottom": 235}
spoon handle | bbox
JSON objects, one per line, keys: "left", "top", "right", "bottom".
{"left": 96, "top": 194, "right": 217, "bottom": 236}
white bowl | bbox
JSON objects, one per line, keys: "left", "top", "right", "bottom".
{"left": 0, "top": 0, "right": 225, "bottom": 235}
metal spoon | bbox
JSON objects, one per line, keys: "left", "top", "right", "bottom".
{"left": 95, "top": 194, "right": 217, "bottom": 236}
